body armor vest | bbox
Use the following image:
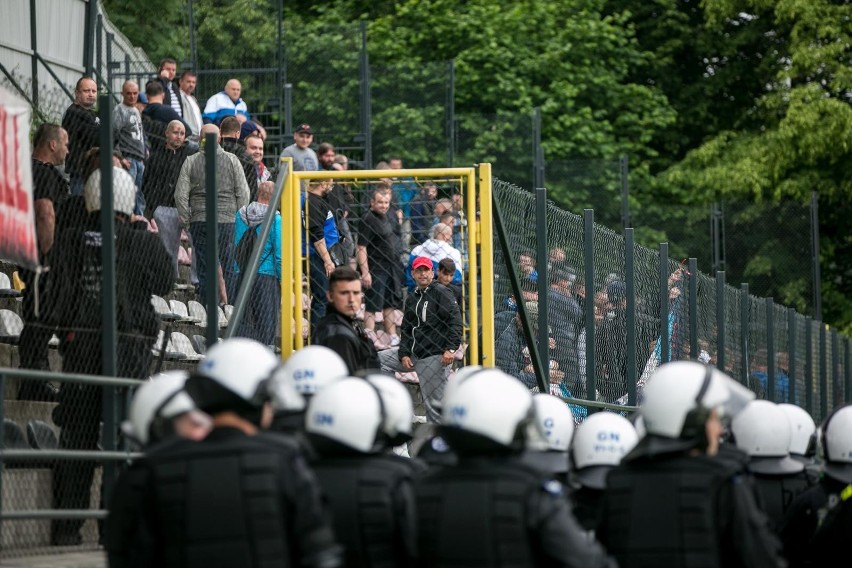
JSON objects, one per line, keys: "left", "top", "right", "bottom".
{"left": 150, "top": 436, "right": 291, "bottom": 567}
{"left": 416, "top": 459, "right": 542, "bottom": 567}
{"left": 312, "top": 454, "right": 412, "bottom": 567}
{"left": 603, "top": 455, "right": 736, "bottom": 568}
{"left": 751, "top": 472, "right": 813, "bottom": 530}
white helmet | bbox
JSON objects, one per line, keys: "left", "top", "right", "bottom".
{"left": 731, "top": 400, "right": 791, "bottom": 457}
{"left": 122, "top": 371, "right": 196, "bottom": 446}
{"left": 187, "top": 338, "right": 280, "bottom": 413}
{"left": 778, "top": 403, "right": 816, "bottom": 456}
{"left": 305, "top": 377, "right": 385, "bottom": 453}
{"left": 529, "top": 394, "right": 575, "bottom": 452}
{"left": 821, "top": 404, "right": 852, "bottom": 483}
{"left": 366, "top": 374, "right": 414, "bottom": 445}
{"left": 441, "top": 369, "right": 540, "bottom": 450}
{"left": 572, "top": 412, "right": 638, "bottom": 489}
{"left": 436, "top": 365, "right": 485, "bottom": 411}
{"left": 84, "top": 167, "right": 136, "bottom": 216}
{"left": 276, "top": 345, "right": 348, "bottom": 396}
{"left": 642, "top": 361, "right": 754, "bottom": 445}
{"left": 632, "top": 414, "right": 646, "bottom": 439}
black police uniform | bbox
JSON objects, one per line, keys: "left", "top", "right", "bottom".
{"left": 597, "top": 436, "right": 786, "bottom": 568}
{"left": 416, "top": 455, "right": 614, "bottom": 567}
{"left": 779, "top": 476, "right": 848, "bottom": 567}
{"left": 118, "top": 427, "right": 340, "bottom": 567}
{"left": 310, "top": 447, "right": 417, "bottom": 567}
{"left": 809, "top": 483, "right": 852, "bottom": 566}
{"left": 746, "top": 456, "right": 814, "bottom": 532}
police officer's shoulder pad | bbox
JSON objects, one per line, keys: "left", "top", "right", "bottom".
{"left": 542, "top": 479, "right": 563, "bottom": 496}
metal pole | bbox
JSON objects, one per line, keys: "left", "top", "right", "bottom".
{"left": 284, "top": 83, "right": 293, "bottom": 140}
{"left": 659, "top": 243, "right": 670, "bottom": 364}
{"left": 766, "top": 298, "right": 775, "bottom": 402}
{"left": 0, "top": 373, "right": 6, "bottom": 532}
{"left": 276, "top": 0, "right": 283, "bottom": 153}
{"left": 204, "top": 133, "right": 219, "bottom": 348}
{"left": 845, "top": 337, "right": 851, "bottom": 404}
{"left": 106, "top": 32, "right": 114, "bottom": 96}
{"left": 29, "top": 0, "right": 38, "bottom": 109}
{"left": 788, "top": 309, "right": 797, "bottom": 404}
{"left": 620, "top": 154, "right": 630, "bottom": 231}
{"left": 492, "top": 191, "right": 548, "bottom": 393}
{"left": 448, "top": 59, "right": 455, "bottom": 167}
{"left": 810, "top": 191, "right": 822, "bottom": 320}
{"left": 625, "top": 228, "right": 637, "bottom": 406}
{"left": 360, "top": 21, "right": 372, "bottom": 168}
{"left": 584, "top": 210, "right": 596, "bottom": 403}
{"left": 83, "top": 0, "right": 98, "bottom": 75}
{"left": 740, "top": 284, "right": 749, "bottom": 386}
{"left": 533, "top": 108, "right": 544, "bottom": 190}
{"left": 831, "top": 329, "right": 839, "bottom": 410}
{"left": 688, "top": 258, "right": 698, "bottom": 361}
{"left": 716, "top": 271, "right": 726, "bottom": 372}
{"left": 96, "top": 15, "right": 103, "bottom": 85}
{"left": 188, "top": 0, "right": 197, "bottom": 70}
{"left": 98, "top": 95, "right": 118, "bottom": 504}
{"left": 805, "top": 318, "right": 814, "bottom": 416}
{"left": 535, "top": 187, "right": 549, "bottom": 377}
{"left": 819, "top": 323, "right": 827, "bottom": 420}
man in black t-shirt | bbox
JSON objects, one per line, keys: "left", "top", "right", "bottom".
{"left": 302, "top": 180, "right": 340, "bottom": 326}
{"left": 18, "top": 124, "right": 70, "bottom": 399}
{"left": 356, "top": 187, "right": 404, "bottom": 346}
{"left": 61, "top": 77, "right": 99, "bottom": 196}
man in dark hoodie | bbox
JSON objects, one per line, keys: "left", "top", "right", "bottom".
{"left": 220, "top": 116, "right": 259, "bottom": 201}
{"left": 313, "top": 266, "right": 380, "bottom": 374}
{"left": 142, "top": 120, "right": 196, "bottom": 279}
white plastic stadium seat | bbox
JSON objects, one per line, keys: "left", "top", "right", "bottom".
{"left": 0, "top": 273, "right": 21, "bottom": 298}
{"left": 151, "top": 295, "right": 180, "bottom": 322}
{"left": 0, "top": 309, "right": 24, "bottom": 343}
{"left": 168, "top": 331, "right": 203, "bottom": 361}
{"left": 169, "top": 299, "right": 197, "bottom": 322}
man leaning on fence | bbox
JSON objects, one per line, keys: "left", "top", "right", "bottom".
{"left": 44, "top": 166, "right": 174, "bottom": 546}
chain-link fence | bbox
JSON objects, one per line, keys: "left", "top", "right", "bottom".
{"left": 491, "top": 178, "right": 850, "bottom": 420}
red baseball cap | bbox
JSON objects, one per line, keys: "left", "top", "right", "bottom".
{"left": 412, "top": 257, "right": 434, "bottom": 271}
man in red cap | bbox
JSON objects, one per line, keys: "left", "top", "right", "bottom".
{"left": 395, "top": 256, "right": 462, "bottom": 423}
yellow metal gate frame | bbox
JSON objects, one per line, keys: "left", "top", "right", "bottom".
{"left": 278, "top": 161, "right": 495, "bottom": 367}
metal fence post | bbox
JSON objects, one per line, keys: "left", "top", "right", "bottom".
{"left": 845, "top": 337, "right": 851, "bottom": 404}
{"left": 584, "top": 210, "right": 596, "bottom": 403}
{"left": 787, "top": 309, "right": 797, "bottom": 404}
{"left": 766, "top": 298, "right": 776, "bottom": 402}
{"left": 659, "top": 243, "right": 670, "bottom": 364}
{"left": 810, "top": 191, "right": 822, "bottom": 320}
{"left": 204, "top": 133, "right": 219, "bottom": 348}
{"left": 716, "top": 271, "right": 726, "bottom": 372}
{"left": 535, "top": 187, "right": 549, "bottom": 371}
{"left": 625, "top": 228, "right": 637, "bottom": 406}
{"left": 533, "top": 108, "right": 544, "bottom": 190}
{"left": 447, "top": 60, "right": 455, "bottom": 167}
{"left": 819, "top": 323, "right": 827, "bottom": 419}
{"left": 98, "top": 95, "right": 118, "bottom": 502}
{"left": 688, "top": 258, "right": 698, "bottom": 361}
{"left": 29, "top": 0, "right": 39, "bottom": 109}
{"left": 359, "top": 20, "right": 372, "bottom": 168}
{"left": 740, "top": 284, "right": 749, "bottom": 386}
{"left": 83, "top": 0, "right": 97, "bottom": 75}
{"left": 831, "top": 329, "right": 840, "bottom": 410}
{"left": 96, "top": 15, "right": 103, "bottom": 85}
{"left": 805, "top": 318, "right": 814, "bottom": 416}
{"left": 620, "top": 154, "right": 630, "bottom": 231}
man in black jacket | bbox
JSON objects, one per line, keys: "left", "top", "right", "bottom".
{"left": 220, "top": 116, "right": 258, "bottom": 201}
{"left": 313, "top": 267, "right": 380, "bottom": 374}
{"left": 62, "top": 77, "right": 100, "bottom": 195}
{"left": 396, "top": 256, "right": 462, "bottom": 423}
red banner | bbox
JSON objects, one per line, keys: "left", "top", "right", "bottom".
{"left": 0, "top": 87, "right": 38, "bottom": 269}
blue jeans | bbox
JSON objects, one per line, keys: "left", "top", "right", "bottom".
{"left": 127, "top": 159, "right": 146, "bottom": 215}
{"left": 237, "top": 274, "right": 280, "bottom": 346}
{"left": 189, "top": 222, "right": 237, "bottom": 303}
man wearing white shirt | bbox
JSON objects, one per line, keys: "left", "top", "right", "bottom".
{"left": 179, "top": 70, "right": 203, "bottom": 141}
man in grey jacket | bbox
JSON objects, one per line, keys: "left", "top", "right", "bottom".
{"left": 175, "top": 123, "right": 250, "bottom": 303}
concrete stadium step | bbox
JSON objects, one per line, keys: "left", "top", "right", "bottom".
{"left": 1, "top": 550, "right": 106, "bottom": 568}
